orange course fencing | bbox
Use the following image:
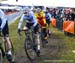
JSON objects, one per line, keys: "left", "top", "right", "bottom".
{"left": 51, "top": 18, "right": 56, "bottom": 27}
{"left": 63, "top": 21, "right": 75, "bottom": 34}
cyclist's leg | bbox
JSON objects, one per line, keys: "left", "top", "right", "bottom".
{"left": 42, "top": 28, "right": 48, "bottom": 43}
{"left": 2, "top": 21, "right": 12, "bottom": 58}
{"left": 34, "top": 24, "right": 40, "bottom": 52}
{"left": 46, "top": 20, "right": 51, "bottom": 35}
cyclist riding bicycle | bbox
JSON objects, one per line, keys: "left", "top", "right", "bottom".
{"left": 35, "top": 8, "right": 48, "bottom": 43}
{"left": 45, "top": 7, "right": 52, "bottom": 35}
{"left": 0, "top": 9, "right": 12, "bottom": 60}
{"left": 18, "top": 7, "right": 41, "bottom": 54}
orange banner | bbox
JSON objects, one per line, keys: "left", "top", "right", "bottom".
{"left": 51, "top": 18, "right": 56, "bottom": 27}
{"left": 63, "top": 21, "right": 75, "bottom": 34}
{"left": 63, "top": 21, "right": 71, "bottom": 31}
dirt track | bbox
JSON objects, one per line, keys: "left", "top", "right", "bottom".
{"left": 14, "top": 33, "right": 66, "bottom": 63}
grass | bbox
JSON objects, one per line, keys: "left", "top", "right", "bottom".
{"left": 51, "top": 26, "right": 75, "bottom": 51}
{"left": 9, "top": 19, "right": 75, "bottom": 63}
{"left": 9, "top": 18, "right": 25, "bottom": 54}
{"left": 39, "top": 26, "right": 75, "bottom": 63}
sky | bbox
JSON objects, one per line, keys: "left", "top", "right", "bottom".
{"left": 0, "top": 0, "right": 75, "bottom": 8}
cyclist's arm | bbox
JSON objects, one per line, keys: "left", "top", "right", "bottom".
{"left": 43, "top": 14, "right": 46, "bottom": 25}
{"left": 0, "top": 9, "right": 7, "bottom": 29}
{"left": 48, "top": 13, "right": 52, "bottom": 21}
{"left": 32, "top": 13, "right": 37, "bottom": 27}
{"left": 18, "top": 14, "right": 24, "bottom": 29}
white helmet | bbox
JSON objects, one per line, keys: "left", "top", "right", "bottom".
{"left": 37, "top": 8, "right": 42, "bottom": 13}
{"left": 23, "top": 7, "right": 30, "bottom": 13}
{"left": 33, "top": 8, "right": 37, "bottom": 12}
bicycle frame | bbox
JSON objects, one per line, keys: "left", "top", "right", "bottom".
{"left": 22, "top": 28, "right": 37, "bottom": 60}
{"left": 31, "top": 29, "right": 36, "bottom": 46}
{"left": 24, "top": 29, "right": 32, "bottom": 40}
{"left": 23, "top": 28, "right": 35, "bottom": 45}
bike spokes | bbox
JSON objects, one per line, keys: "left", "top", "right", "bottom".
{"left": 24, "top": 40, "right": 36, "bottom": 60}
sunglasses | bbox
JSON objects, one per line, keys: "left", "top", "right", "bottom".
{"left": 24, "top": 12, "right": 28, "bottom": 14}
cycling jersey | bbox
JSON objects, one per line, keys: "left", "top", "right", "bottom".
{"left": 18, "top": 11, "right": 37, "bottom": 29}
{"left": 35, "top": 11, "right": 48, "bottom": 28}
{"left": 0, "top": 9, "right": 9, "bottom": 37}
{"left": 0, "top": 9, "right": 7, "bottom": 29}
{"left": 45, "top": 12, "right": 52, "bottom": 25}
{"left": 45, "top": 12, "right": 52, "bottom": 21}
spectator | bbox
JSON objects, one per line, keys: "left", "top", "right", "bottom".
{"left": 70, "top": 9, "right": 75, "bottom": 21}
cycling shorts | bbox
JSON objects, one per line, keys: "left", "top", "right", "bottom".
{"left": 26, "top": 23, "right": 39, "bottom": 34}
{"left": 46, "top": 19, "right": 50, "bottom": 25}
{"left": 42, "top": 28, "right": 47, "bottom": 37}
{"left": 0, "top": 21, "right": 9, "bottom": 37}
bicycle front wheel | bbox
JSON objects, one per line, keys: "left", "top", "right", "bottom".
{"left": 24, "top": 39, "right": 36, "bottom": 61}
{"left": 41, "top": 32, "right": 47, "bottom": 48}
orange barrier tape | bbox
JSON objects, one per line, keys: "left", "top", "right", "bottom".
{"left": 51, "top": 18, "right": 56, "bottom": 27}
{"left": 63, "top": 21, "right": 75, "bottom": 34}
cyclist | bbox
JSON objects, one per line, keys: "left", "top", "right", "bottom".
{"left": 33, "top": 8, "right": 37, "bottom": 13}
{"left": 45, "top": 7, "right": 52, "bottom": 36}
{"left": 0, "top": 9, "right": 12, "bottom": 60}
{"left": 17, "top": 7, "right": 41, "bottom": 54}
{"left": 35, "top": 8, "right": 48, "bottom": 43}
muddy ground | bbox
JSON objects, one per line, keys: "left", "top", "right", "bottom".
{"left": 14, "top": 33, "right": 66, "bottom": 63}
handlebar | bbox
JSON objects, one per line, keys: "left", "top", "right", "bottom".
{"left": 18, "top": 29, "right": 29, "bottom": 36}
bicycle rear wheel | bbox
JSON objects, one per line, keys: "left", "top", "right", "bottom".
{"left": 24, "top": 39, "right": 36, "bottom": 61}
{"left": 41, "top": 32, "right": 47, "bottom": 48}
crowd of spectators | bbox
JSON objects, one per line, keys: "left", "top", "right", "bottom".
{"left": 47, "top": 8, "right": 75, "bottom": 21}
{"left": 2, "top": 9, "right": 19, "bottom": 15}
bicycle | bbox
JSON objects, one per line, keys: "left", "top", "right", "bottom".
{"left": 39, "top": 27, "right": 48, "bottom": 48}
{"left": 20, "top": 28, "right": 40, "bottom": 61}
{"left": 0, "top": 33, "right": 15, "bottom": 63}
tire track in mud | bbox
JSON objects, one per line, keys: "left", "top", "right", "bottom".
{"left": 15, "top": 33, "right": 66, "bottom": 63}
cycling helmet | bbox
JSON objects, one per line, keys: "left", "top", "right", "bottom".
{"left": 33, "top": 8, "right": 37, "bottom": 13}
{"left": 23, "top": 7, "right": 30, "bottom": 14}
{"left": 37, "top": 8, "right": 42, "bottom": 13}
